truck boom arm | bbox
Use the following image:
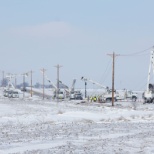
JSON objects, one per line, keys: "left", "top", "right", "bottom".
{"left": 81, "top": 76, "right": 109, "bottom": 90}
{"left": 40, "top": 71, "right": 57, "bottom": 90}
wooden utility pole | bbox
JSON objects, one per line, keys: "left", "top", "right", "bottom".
{"left": 2, "top": 71, "right": 4, "bottom": 87}
{"left": 20, "top": 72, "right": 29, "bottom": 99}
{"left": 81, "top": 77, "right": 87, "bottom": 99}
{"left": 30, "top": 70, "right": 34, "bottom": 97}
{"left": 23, "top": 75, "right": 25, "bottom": 99}
{"left": 112, "top": 52, "right": 115, "bottom": 106}
{"left": 54, "top": 64, "right": 62, "bottom": 102}
{"left": 107, "top": 52, "right": 119, "bottom": 106}
{"left": 15, "top": 76, "right": 17, "bottom": 89}
{"left": 85, "top": 81, "right": 87, "bottom": 98}
{"left": 40, "top": 68, "right": 46, "bottom": 100}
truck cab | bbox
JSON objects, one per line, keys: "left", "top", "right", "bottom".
{"left": 70, "top": 90, "right": 83, "bottom": 100}
{"left": 3, "top": 90, "right": 19, "bottom": 98}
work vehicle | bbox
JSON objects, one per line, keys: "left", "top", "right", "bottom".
{"left": 40, "top": 71, "right": 66, "bottom": 99}
{"left": 20, "top": 87, "right": 27, "bottom": 91}
{"left": 143, "top": 49, "right": 154, "bottom": 103}
{"left": 116, "top": 89, "right": 138, "bottom": 102}
{"left": 11, "top": 91, "right": 19, "bottom": 98}
{"left": 70, "top": 90, "right": 83, "bottom": 100}
{"left": 81, "top": 76, "right": 137, "bottom": 102}
{"left": 4, "top": 90, "right": 19, "bottom": 98}
{"left": 81, "top": 76, "right": 117, "bottom": 102}
{"left": 53, "top": 90, "right": 65, "bottom": 99}
{"left": 3, "top": 74, "right": 20, "bottom": 98}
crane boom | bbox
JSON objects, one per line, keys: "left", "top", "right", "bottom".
{"left": 81, "top": 76, "right": 109, "bottom": 90}
{"left": 147, "top": 50, "right": 154, "bottom": 92}
{"left": 70, "top": 79, "right": 76, "bottom": 92}
{"left": 5, "top": 74, "right": 16, "bottom": 90}
{"left": 143, "top": 48, "right": 154, "bottom": 103}
{"left": 40, "top": 71, "right": 57, "bottom": 90}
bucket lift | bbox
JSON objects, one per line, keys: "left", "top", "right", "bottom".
{"left": 40, "top": 71, "right": 66, "bottom": 99}
{"left": 4, "top": 74, "right": 19, "bottom": 98}
{"left": 81, "top": 76, "right": 117, "bottom": 102}
{"left": 81, "top": 76, "right": 137, "bottom": 102}
{"left": 5, "top": 74, "right": 16, "bottom": 90}
{"left": 143, "top": 49, "right": 154, "bottom": 103}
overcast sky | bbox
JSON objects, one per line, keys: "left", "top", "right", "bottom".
{"left": 0, "top": 0, "right": 154, "bottom": 90}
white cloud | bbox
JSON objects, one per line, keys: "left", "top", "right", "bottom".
{"left": 10, "top": 21, "right": 74, "bottom": 38}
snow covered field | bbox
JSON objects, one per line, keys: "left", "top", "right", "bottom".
{"left": 0, "top": 91, "right": 154, "bottom": 153}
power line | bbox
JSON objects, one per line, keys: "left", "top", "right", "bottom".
{"left": 99, "top": 59, "right": 112, "bottom": 84}
{"left": 119, "top": 46, "right": 153, "bottom": 57}
{"left": 120, "top": 52, "right": 150, "bottom": 57}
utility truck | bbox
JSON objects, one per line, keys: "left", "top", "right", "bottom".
{"left": 68, "top": 79, "right": 83, "bottom": 100}
{"left": 3, "top": 74, "right": 19, "bottom": 98}
{"left": 54, "top": 78, "right": 83, "bottom": 100}
{"left": 40, "top": 71, "right": 80, "bottom": 99}
{"left": 116, "top": 89, "right": 138, "bottom": 102}
{"left": 143, "top": 49, "right": 154, "bottom": 103}
{"left": 4, "top": 90, "right": 19, "bottom": 98}
{"left": 81, "top": 76, "right": 137, "bottom": 102}
{"left": 40, "top": 71, "right": 66, "bottom": 99}
{"left": 81, "top": 76, "right": 117, "bottom": 102}
{"left": 70, "top": 90, "right": 83, "bottom": 100}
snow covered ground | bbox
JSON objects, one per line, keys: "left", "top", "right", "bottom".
{"left": 0, "top": 89, "right": 154, "bottom": 153}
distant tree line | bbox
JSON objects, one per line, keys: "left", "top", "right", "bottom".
{"left": 1, "top": 79, "right": 68, "bottom": 89}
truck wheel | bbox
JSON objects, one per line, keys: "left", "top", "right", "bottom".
{"left": 106, "top": 98, "right": 111, "bottom": 103}
{"left": 143, "top": 98, "right": 147, "bottom": 104}
{"left": 132, "top": 96, "right": 137, "bottom": 102}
